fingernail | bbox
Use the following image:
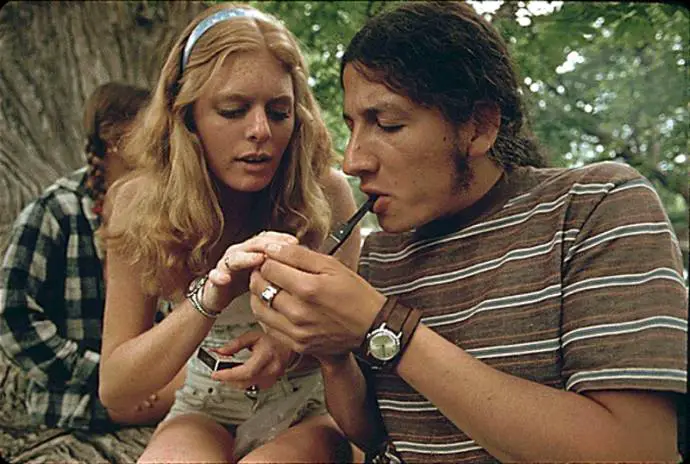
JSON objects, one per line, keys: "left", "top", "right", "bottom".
{"left": 266, "top": 243, "right": 283, "bottom": 254}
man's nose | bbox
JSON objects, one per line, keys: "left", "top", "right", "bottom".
{"left": 246, "top": 108, "right": 271, "bottom": 143}
{"left": 343, "top": 132, "right": 376, "bottom": 177}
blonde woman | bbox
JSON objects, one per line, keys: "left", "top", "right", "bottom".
{"left": 97, "top": 3, "right": 359, "bottom": 463}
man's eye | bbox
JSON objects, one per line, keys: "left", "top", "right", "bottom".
{"left": 378, "top": 123, "right": 403, "bottom": 133}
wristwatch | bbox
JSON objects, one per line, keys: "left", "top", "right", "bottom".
{"left": 366, "top": 322, "right": 402, "bottom": 363}
{"left": 360, "top": 297, "right": 423, "bottom": 370}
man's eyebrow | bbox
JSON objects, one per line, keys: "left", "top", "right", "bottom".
{"left": 343, "top": 102, "right": 408, "bottom": 120}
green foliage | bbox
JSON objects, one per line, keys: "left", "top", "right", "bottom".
{"left": 237, "top": 1, "right": 686, "bottom": 253}
{"left": 492, "top": 2, "right": 688, "bottom": 260}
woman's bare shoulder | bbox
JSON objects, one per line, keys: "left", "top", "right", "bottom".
{"left": 321, "top": 168, "right": 354, "bottom": 202}
{"left": 321, "top": 167, "right": 357, "bottom": 223}
{"left": 103, "top": 174, "right": 153, "bottom": 229}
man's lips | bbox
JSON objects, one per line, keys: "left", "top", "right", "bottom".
{"left": 361, "top": 191, "right": 387, "bottom": 214}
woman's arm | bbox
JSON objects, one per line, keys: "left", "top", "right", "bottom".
{"left": 105, "top": 363, "right": 187, "bottom": 425}
{"left": 99, "top": 180, "right": 301, "bottom": 410}
{"left": 98, "top": 181, "right": 215, "bottom": 410}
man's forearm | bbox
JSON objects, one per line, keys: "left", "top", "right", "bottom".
{"left": 320, "top": 353, "right": 387, "bottom": 453}
{"left": 397, "top": 324, "right": 679, "bottom": 462}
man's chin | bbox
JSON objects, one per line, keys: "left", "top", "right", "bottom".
{"left": 377, "top": 215, "right": 417, "bottom": 234}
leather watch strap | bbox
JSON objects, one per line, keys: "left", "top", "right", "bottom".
{"left": 385, "top": 299, "right": 411, "bottom": 334}
{"left": 368, "top": 296, "right": 398, "bottom": 335}
{"left": 399, "top": 308, "right": 422, "bottom": 354}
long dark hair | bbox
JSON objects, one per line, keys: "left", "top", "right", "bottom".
{"left": 83, "top": 82, "right": 150, "bottom": 214}
{"left": 341, "top": 1, "right": 546, "bottom": 170}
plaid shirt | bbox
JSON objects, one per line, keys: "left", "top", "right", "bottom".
{"left": 0, "top": 167, "right": 113, "bottom": 430}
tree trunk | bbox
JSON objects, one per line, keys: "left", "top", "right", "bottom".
{"left": 0, "top": 3, "right": 209, "bottom": 459}
{"left": 0, "top": 0, "right": 209, "bottom": 254}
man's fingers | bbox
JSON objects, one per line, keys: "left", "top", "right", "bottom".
{"left": 248, "top": 283, "right": 310, "bottom": 347}
{"left": 256, "top": 258, "right": 331, "bottom": 305}
{"left": 249, "top": 271, "right": 312, "bottom": 327}
{"left": 263, "top": 243, "right": 333, "bottom": 274}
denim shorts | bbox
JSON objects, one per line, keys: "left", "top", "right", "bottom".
{"left": 164, "top": 365, "right": 327, "bottom": 428}
{"left": 164, "top": 319, "right": 326, "bottom": 430}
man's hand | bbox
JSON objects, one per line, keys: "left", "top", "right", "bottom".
{"left": 249, "top": 243, "right": 386, "bottom": 358}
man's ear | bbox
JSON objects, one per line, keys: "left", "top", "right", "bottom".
{"left": 467, "top": 101, "right": 500, "bottom": 157}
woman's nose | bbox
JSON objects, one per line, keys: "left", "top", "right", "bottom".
{"left": 246, "top": 109, "right": 271, "bottom": 143}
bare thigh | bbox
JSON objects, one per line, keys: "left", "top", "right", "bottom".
{"left": 138, "top": 413, "right": 236, "bottom": 464}
{"left": 239, "top": 414, "right": 354, "bottom": 464}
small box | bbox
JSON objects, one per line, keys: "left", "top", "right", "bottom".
{"left": 196, "top": 346, "right": 249, "bottom": 371}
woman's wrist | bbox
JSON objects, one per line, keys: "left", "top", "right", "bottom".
{"left": 187, "top": 275, "right": 223, "bottom": 318}
{"left": 202, "top": 274, "right": 238, "bottom": 315}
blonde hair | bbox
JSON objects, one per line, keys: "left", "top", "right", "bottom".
{"left": 106, "top": 3, "right": 334, "bottom": 297}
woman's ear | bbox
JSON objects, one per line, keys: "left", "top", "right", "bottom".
{"left": 467, "top": 101, "right": 500, "bottom": 157}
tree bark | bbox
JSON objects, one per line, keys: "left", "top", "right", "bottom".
{"left": 0, "top": 0, "right": 209, "bottom": 254}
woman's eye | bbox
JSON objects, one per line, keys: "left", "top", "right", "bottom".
{"left": 219, "top": 108, "right": 246, "bottom": 119}
{"left": 268, "top": 109, "right": 290, "bottom": 121}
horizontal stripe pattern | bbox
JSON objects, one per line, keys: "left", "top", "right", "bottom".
{"left": 375, "top": 231, "right": 578, "bottom": 296}
{"left": 561, "top": 316, "right": 687, "bottom": 347}
{"left": 394, "top": 439, "right": 482, "bottom": 455}
{"left": 566, "top": 368, "right": 687, "bottom": 391}
{"left": 360, "top": 163, "right": 687, "bottom": 463}
{"left": 562, "top": 267, "right": 686, "bottom": 299}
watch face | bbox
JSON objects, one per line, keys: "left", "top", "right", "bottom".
{"left": 369, "top": 331, "right": 400, "bottom": 361}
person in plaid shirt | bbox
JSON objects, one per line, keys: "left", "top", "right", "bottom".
{"left": 0, "top": 83, "right": 183, "bottom": 430}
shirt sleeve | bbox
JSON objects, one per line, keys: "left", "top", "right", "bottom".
{"left": 0, "top": 196, "right": 107, "bottom": 429}
{"left": 560, "top": 165, "right": 687, "bottom": 394}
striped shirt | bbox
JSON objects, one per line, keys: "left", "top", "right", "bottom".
{"left": 0, "top": 167, "right": 112, "bottom": 430}
{"left": 358, "top": 162, "right": 687, "bottom": 463}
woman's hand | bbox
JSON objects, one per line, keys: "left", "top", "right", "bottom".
{"left": 209, "top": 330, "right": 295, "bottom": 390}
{"left": 202, "top": 231, "right": 298, "bottom": 313}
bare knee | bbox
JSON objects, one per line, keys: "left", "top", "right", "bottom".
{"left": 239, "top": 415, "right": 352, "bottom": 463}
{"left": 139, "top": 413, "right": 235, "bottom": 463}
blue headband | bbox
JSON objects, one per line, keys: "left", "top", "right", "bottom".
{"left": 181, "top": 8, "right": 272, "bottom": 72}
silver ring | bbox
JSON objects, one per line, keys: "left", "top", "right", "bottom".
{"left": 260, "top": 284, "right": 280, "bottom": 308}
